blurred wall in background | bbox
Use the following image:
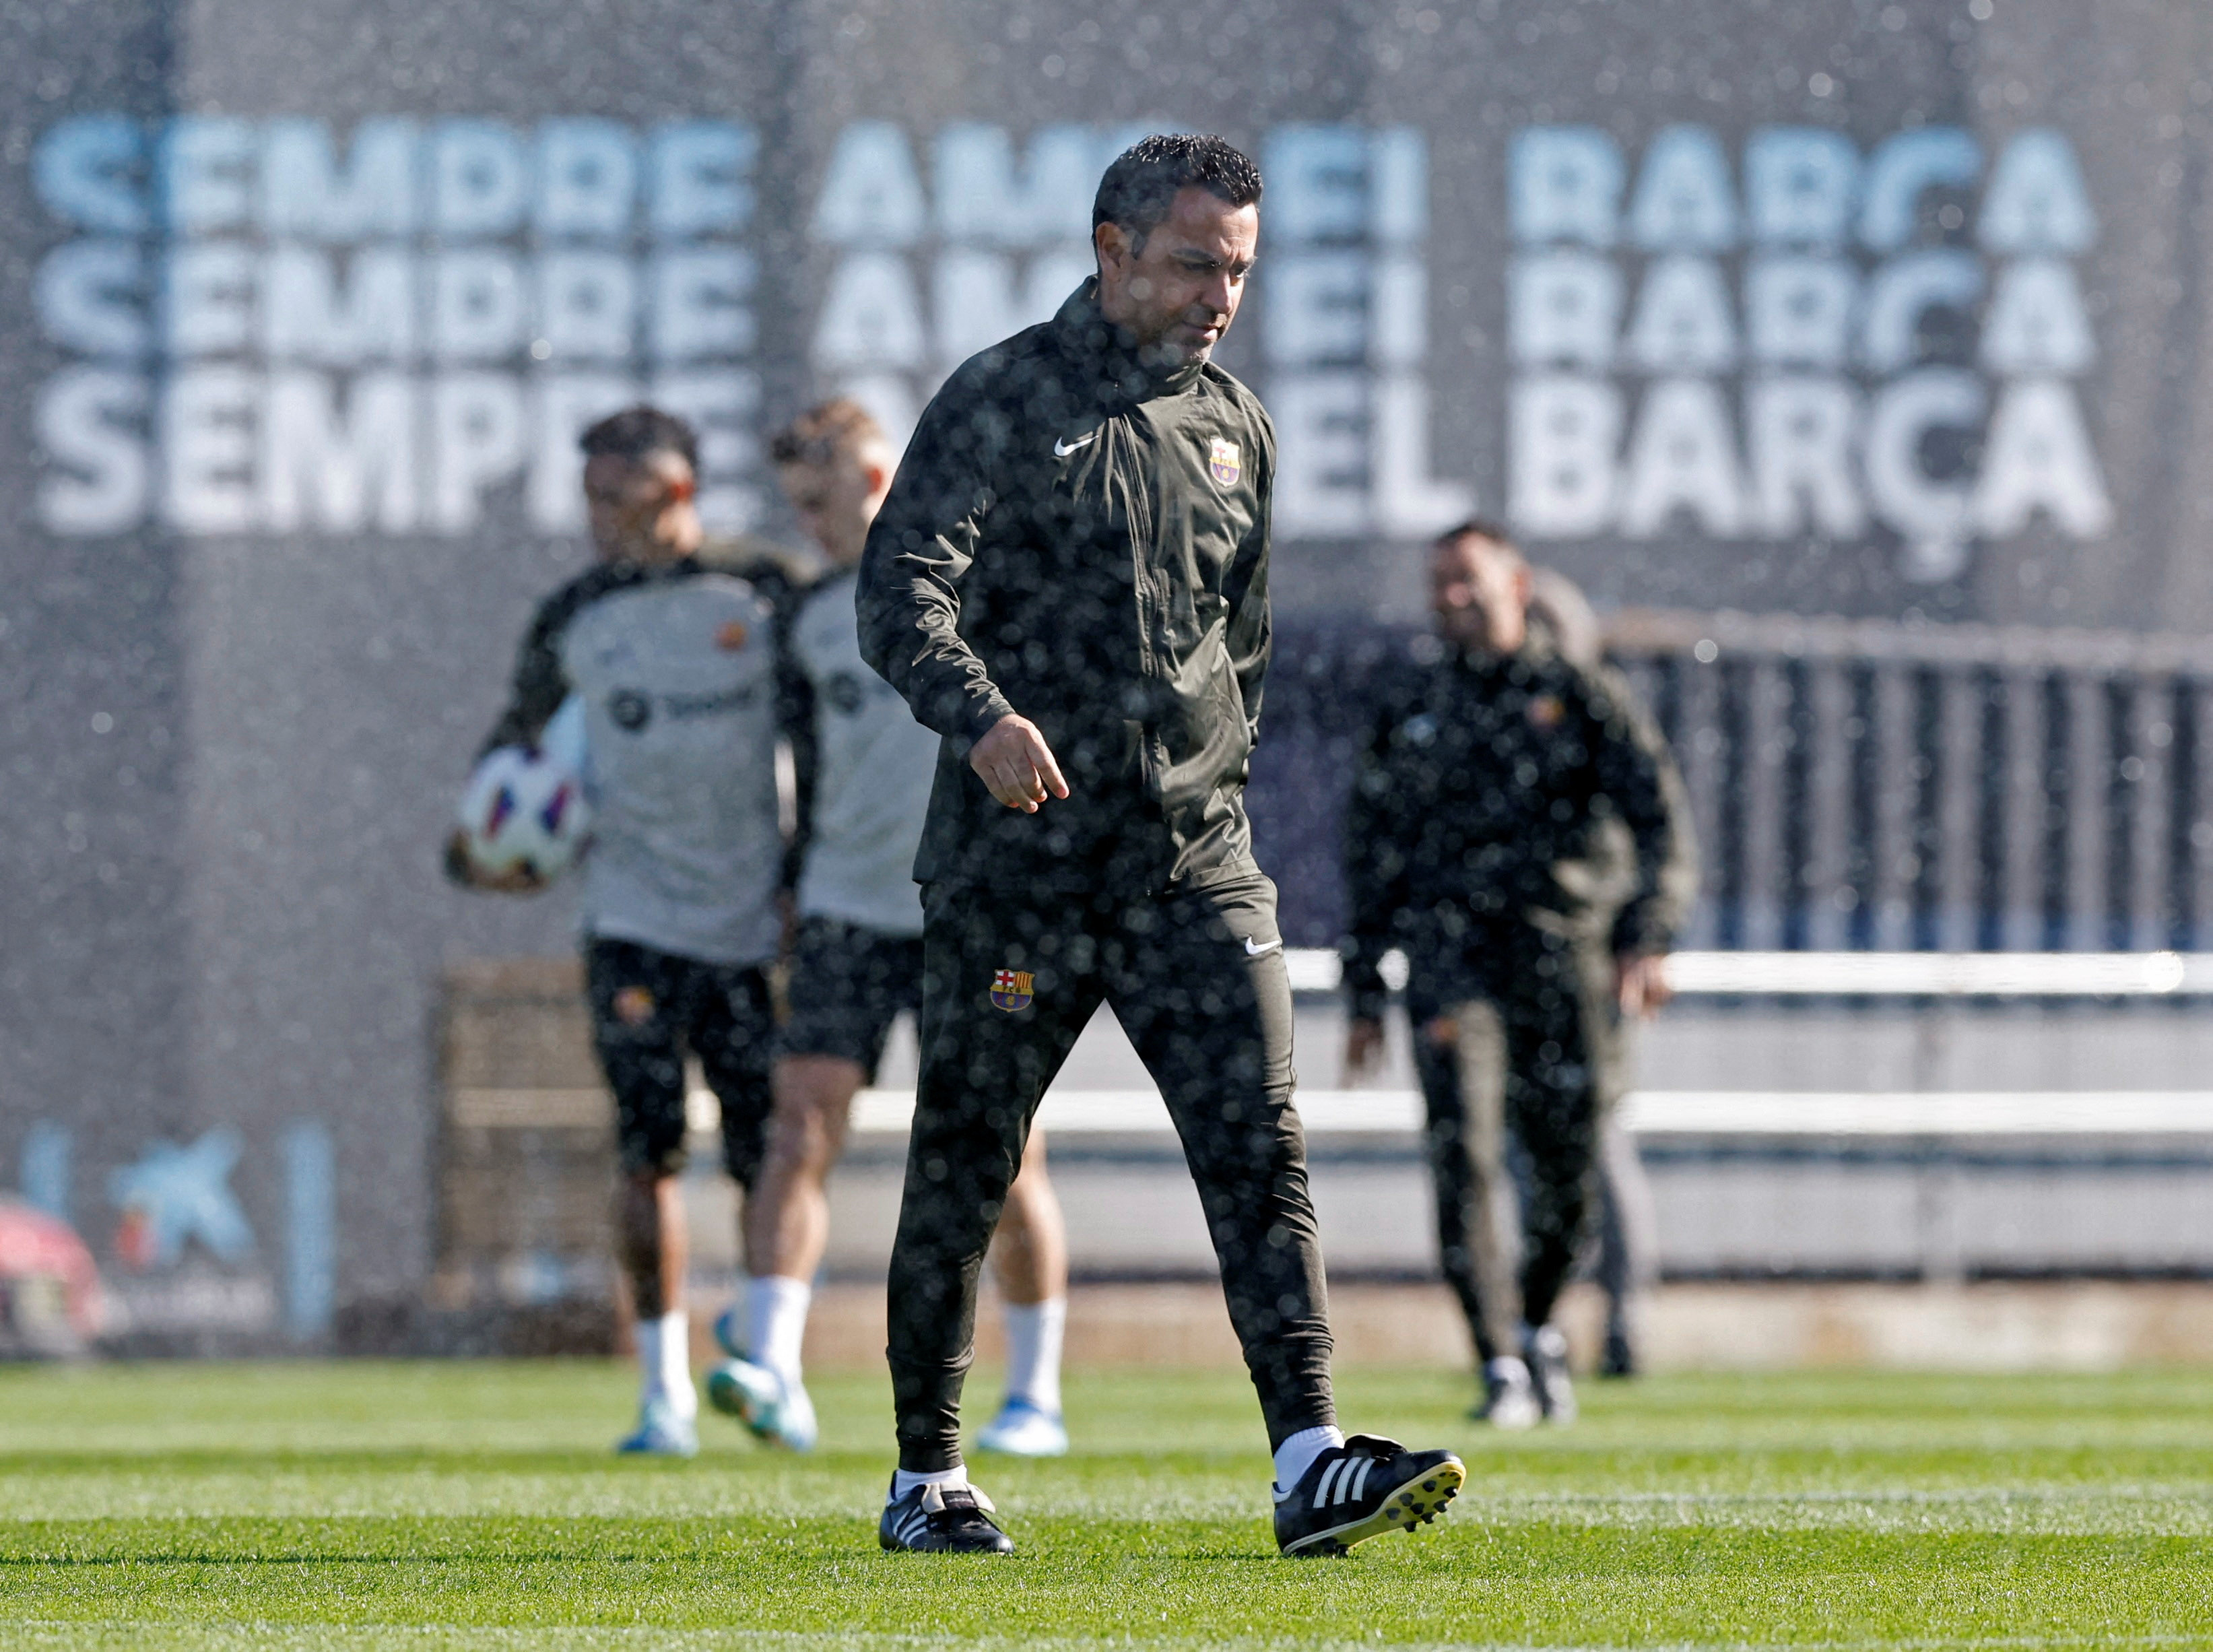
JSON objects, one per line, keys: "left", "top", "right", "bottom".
{"left": 6, "top": 0, "right": 2213, "bottom": 1335}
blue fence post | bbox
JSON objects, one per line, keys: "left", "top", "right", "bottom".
{"left": 2168, "top": 678, "right": 2200, "bottom": 952}
{"left": 283, "top": 1121, "right": 335, "bottom": 1343}
{"left": 20, "top": 1123, "right": 71, "bottom": 1223}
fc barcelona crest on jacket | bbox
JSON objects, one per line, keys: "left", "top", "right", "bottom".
{"left": 991, "top": 968, "right": 1034, "bottom": 1012}
{"left": 1208, "top": 438, "right": 1241, "bottom": 486}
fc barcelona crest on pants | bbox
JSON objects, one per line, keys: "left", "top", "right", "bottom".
{"left": 991, "top": 968, "right": 1034, "bottom": 1012}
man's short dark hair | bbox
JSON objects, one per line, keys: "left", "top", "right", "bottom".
{"left": 579, "top": 405, "right": 699, "bottom": 473}
{"left": 769, "top": 397, "right": 887, "bottom": 469}
{"left": 1437, "top": 518, "right": 1523, "bottom": 560}
{"left": 1092, "top": 133, "right": 1263, "bottom": 247}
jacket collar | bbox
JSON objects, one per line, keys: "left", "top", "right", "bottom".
{"left": 599, "top": 550, "right": 702, "bottom": 585}
{"left": 1051, "top": 277, "right": 1208, "bottom": 409}
{"left": 1448, "top": 630, "right": 1559, "bottom": 675}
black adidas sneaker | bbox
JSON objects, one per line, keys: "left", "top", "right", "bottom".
{"left": 878, "top": 1477, "right": 1016, "bottom": 1555}
{"left": 1273, "top": 1434, "right": 1466, "bottom": 1557}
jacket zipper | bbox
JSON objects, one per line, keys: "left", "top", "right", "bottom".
{"left": 1116, "top": 416, "right": 1164, "bottom": 797}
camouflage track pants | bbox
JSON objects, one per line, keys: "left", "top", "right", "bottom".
{"left": 1410, "top": 924, "right": 1624, "bottom": 1364}
{"left": 886, "top": 871, "right": 1334, "bottom": 1472}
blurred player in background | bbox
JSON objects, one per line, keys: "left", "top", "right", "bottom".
{"left": 706, "top": 398, "right": 1073, "bottom": 1457}
{"left": 449, "top": 405, "right": 807, "bottom": 1458}
{"left": 1343, "top": 521, "right": 1695, "bottom": 1428}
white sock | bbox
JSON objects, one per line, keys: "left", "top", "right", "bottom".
{"left": 890, "top": 1462, "right": 968, "bottom": 1502}
{"left": 1001, "top": 1296, "right": 1066, "bottom": 1415}
{"left": 1271, "top": 1424, "right": 1344, "bottom": 1496}
{"left": 744, "top": 1274, "right": 812, "bottom": 1386}
{"left": 636, "top": 1309, "right": 696, "bottom": 1421}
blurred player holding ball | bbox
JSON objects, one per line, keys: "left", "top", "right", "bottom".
{"left": 448, "top": 405, "right": 807, "bottom": 1459}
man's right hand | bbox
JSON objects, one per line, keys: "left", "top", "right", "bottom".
{"left": 1344, "top": 1016, "right": 1386, "bottom": 1082}
{"left": 970, "top": 713, "right": 1069, "bottom": 814}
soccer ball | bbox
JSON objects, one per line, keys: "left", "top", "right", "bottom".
{"left": 455, "top": 700, "right": 592, "bottom": 881}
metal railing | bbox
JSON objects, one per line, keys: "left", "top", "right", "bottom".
{"left": 1608, "top": 611, "right": 2213, "bottom": 954}
{"left": 1251, "top": 612, "right": 2213, "bottom": 954}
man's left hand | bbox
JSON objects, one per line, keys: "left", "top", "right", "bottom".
{"left": 444, "top": 828, "right": 548, "bottom": 894}
{"left": 1616, "top": 952, "right": 1672, "bottom": 1018}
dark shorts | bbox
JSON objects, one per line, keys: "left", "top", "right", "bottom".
{"left": 779, "top": 915, "right": 923, "bottom": 1081}
{"left": 584, "top": 936, "right": 777, "bottom": 1183}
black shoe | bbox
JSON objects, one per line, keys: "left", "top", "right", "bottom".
{"left": 1600, "top": 1323, "right": 1639, "bottom": 1379}
{"left": 878, "top": 1476, "right": 1016, "bottom": 1554}
{"left": 1273, "top": 1434, "right": 1465, "bottom": 1557}
{"left": 1469, "top": 1356, "right": 1541, "bottom": 1428}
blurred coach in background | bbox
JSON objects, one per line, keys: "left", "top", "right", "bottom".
{"left": 1342, "top": 521, "right": 1696, "bottom": 1428}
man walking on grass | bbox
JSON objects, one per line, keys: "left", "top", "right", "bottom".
{"left": 858, "top": 133, "right": 1465, "bottom": 1556}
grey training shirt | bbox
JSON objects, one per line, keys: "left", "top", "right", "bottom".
{"left": 482, "top": 558, "right": 789, "bottom": 966}
{"left": 791, "top": 568, "right": 939, "bottom": 937}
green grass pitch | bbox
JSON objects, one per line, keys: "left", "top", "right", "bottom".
{"left": 1, "top": 1359, "right": 2209, "bottom": 1648}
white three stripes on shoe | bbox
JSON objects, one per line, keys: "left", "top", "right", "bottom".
{"left": 1312, "top": 1455, "right": 1373, "bottom": 1509}
{"left": 1313, "top": 1459, "right": 1342, "bottom": 1508}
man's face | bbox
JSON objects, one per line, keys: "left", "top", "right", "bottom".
{"left": 1094, "top": 185, "right": 1259, "bottom": 367}
{"left": 1431, "top": 534, "right": 1532, "bottom": 654}
{"left": 583, "top": 449, "right": 699, "bottom": 564}
{"left": 777, "top": 447, "right": 890, "bottom": 568}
